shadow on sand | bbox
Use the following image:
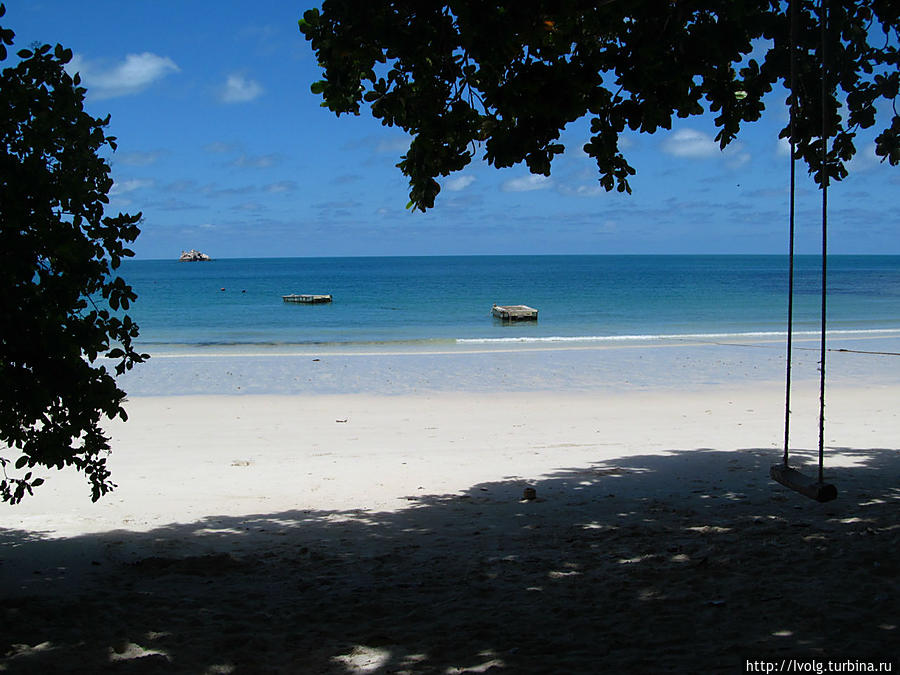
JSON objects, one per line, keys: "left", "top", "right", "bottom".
{"left": 1, "top": 446, "right": 897, "bottom": 673}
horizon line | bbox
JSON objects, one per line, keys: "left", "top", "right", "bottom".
{"left": 127, "top": 252, "right": 900, "bottom": 262}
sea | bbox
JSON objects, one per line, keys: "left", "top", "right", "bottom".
{"left": 117, "top": 255, "right": 900, "bottom": 355}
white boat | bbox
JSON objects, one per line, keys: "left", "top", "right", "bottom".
{"left": 179, "top": 249, "right": 211, "bottom": 262}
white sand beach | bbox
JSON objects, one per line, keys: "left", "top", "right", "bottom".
{"left": 2, "top": 339, "right": 898, "bottom": 673}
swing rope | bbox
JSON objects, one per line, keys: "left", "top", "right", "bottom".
{"left": 775, "top": 0, "right": 837, "bottom": 502}
{"left": 783, "top": 0, "right": 798, "bottom": 469}
{"left": 817, "top": 0, "right": 829, "bottom": 487}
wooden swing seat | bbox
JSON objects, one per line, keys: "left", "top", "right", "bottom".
{"left": 770, "top": 463, "right": 837, "bottom": 503}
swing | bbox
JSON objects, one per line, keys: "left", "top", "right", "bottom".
{"left": 769, "top": 0, "right": 837, "bottom": 503}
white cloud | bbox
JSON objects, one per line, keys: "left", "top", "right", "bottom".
{"left": 164, "top": 179, "right": 197, "bottom": 192}
{"left": 265, "top": 181, "right": 297, "bottom": 193}
{"left": 204, "top": 141, "right": 238, "bottom": 154}
{"left": 376, "top": 137, "right": 411, "bottom": 153}
{"left": 110, "top": 178, "right": 154, "bottom": 195}
{"left": 728, "top": 153, "right": 752, "bottom": 168}
{"left": 561, "top": 183, "right": 607, "bottom": 197}
{"left": 444, "top": 175, "right": 475, "bottom": 191}
{"left": 501, "top": 174, "right": 553, "bottom": 192}
{"left": 68, "top": 52, "right": 179, "bottom": 99}
{"left": 777, "top": 137, "right": 791, "bottom": 157}
{"left": 848, "top": 143, "right": 882, "bottom": 173}
{"left": 597, "top": 220, "right": 619, "bottom": 234}
{"left": 725, "top": 144, "right": 752, "bottom": 168}
{"left": 342, "top": 135, "right": 410, "bottom": 156}
{"left": 229, "top": 153, "right": 281, "bottom": 169}
{"left": 220, "top": 73, "right": 264, "bottom": 103}
{"left": 660, "top": 129, "right": 720, "bottom": 158}
{"left": 118, "top": 150, "right": 164, "bottom": 166}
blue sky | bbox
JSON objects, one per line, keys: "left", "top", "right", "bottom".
{"left": 6, "top": 1, "right": 899, "bottom": 258}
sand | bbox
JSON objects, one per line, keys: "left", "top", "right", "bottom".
{"left": 1, "top": 340, "right": 898, "bottom": 673}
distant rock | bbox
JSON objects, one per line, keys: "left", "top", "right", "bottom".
{"left": 179, "top": 249, "right": 210, "bottom": 262}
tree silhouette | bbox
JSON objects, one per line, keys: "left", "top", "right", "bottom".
{"left": 300, "top": 1, "right": 899, "bottom": 210}
{"left": 0, "top": 4, "right": 147, "bottom": 504}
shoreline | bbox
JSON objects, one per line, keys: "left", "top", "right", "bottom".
{"left": 113, "top": 332, "right": 900, "bottom": 397}
{"left": 132, "top": 327, "right": 900, "bottom": 357}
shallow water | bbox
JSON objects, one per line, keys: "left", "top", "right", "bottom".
{"left": 119, "top": 255, "right": 900, "bottom": 353}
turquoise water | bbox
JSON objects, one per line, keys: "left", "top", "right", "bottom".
{"left": 118, "top": 255, "right": 900, "bottom": 352}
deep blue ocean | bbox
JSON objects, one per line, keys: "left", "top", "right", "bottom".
{"left": 119, "top": 255, "right": 900, "bottom": 352}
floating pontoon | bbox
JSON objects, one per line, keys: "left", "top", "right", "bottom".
{"left": 491, "top": 304, "right": 538, "bottom": 321}
{"left": 282, "top": 294, "right": 333, "bottom": 304}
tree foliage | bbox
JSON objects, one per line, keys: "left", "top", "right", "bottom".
{"left": 300, "top": 0, "right": 899, "bottom": 211}
{"left": 0, "top": 4, "right": 148, "bottom": 504}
